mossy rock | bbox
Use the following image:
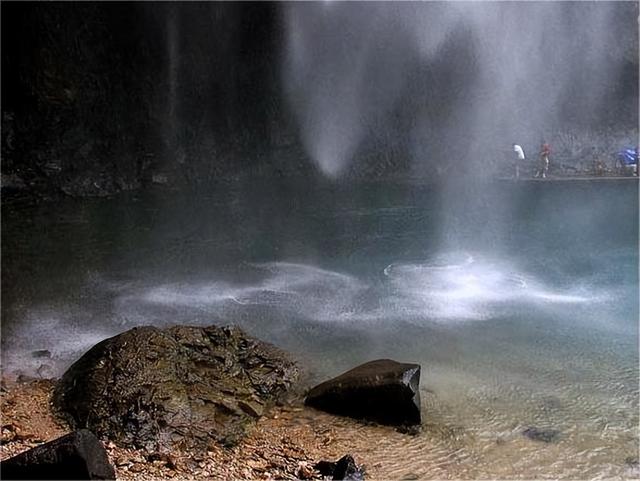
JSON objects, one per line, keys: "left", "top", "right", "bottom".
{"left": 52, "top": 325, "right": 298, "bottom": 451}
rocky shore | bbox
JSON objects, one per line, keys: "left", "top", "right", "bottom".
{"left": 0, "top": 326, "right": 430, "bottom": 480}
{"left": 1, "top": 377, "right": 439, "bottom": 480}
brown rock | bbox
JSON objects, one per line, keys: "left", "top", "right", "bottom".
{"left": 52, "top": 325, "right": 299, "bottom": 452}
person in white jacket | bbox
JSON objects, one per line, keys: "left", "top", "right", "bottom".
{"left": 513, "top": 144, "right": 525, "bottom": 179}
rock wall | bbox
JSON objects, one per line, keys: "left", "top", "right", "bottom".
{"left": 2, "top": 3, "right": 637, "bottom": 198}
{"left": 1, "top": 3, "right": 300, "bottom": 199}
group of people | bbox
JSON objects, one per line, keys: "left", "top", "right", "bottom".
{"left": 512, "top": 142, "right": 551, "bottom": 179}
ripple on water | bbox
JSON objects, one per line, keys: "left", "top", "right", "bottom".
{"left": 2, "top": 254, "right": 635, "bottom": 478}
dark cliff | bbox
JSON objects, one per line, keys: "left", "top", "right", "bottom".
{"left": 2, "top": 2, "right": 638, "bottom": 198}
{"left": 2, "top": 2, "right": 300, "bottom": 199}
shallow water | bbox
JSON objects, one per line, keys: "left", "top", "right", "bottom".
{"left": 2, "top": 178, "right": 638, "bottom": 478}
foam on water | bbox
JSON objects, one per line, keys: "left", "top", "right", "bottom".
{"left": 383, "top": 252, "right": 597, "bottom": 321}
{"left": 114, "top": 262, "right": 367, "bottom": 322}
{"left": 110, "top": 257, "right": 589, "bottom": 327}
{"left": 2, "top": 252, "right": 636, "bottom": 478}
{"left": 2, "top": 309, "right": 113, "bottom": 378}
{"left": 3, "top": 252, "right": 615, "bottom": 378}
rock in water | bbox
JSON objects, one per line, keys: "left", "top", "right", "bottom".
{"left": 522, "top": 427, "right": 560, "bottom": 443}
{"left": 315, "top": 455, "right": 365, "bottom": 480}
{"left": 333, "top": 454, "right": 366, "bottom": 480}
{"left": 52, "top": 325, "right": 298, "bottom": 451}
{"left": 0, "top": 429, "right": 115, "bottom": 480}
{"left": 305, "top": 359, "right": 421, "bottom": 426}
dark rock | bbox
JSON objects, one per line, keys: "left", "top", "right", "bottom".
{"left": 31, "top": 350, "right": 51, "bottom": 359}
{"left": 0, "top": 174, "right": 26, "bottom": 193}
{"left": 0, "top": 429, "right": 115, "bottom": 480}
{"left": 522, "top": 427, "right": 561, "bottom": 443}
{"left": 305, "top": 359, "right": 421, "bottom": 426}
{"left": 315, "top": 460, "right": 337, "bottom": 477}
{"left": 333, "top": 455, "right": 365, "bottom": 481}
{"left": 396, "top": 424, "right": 421, "bottom": 436}
{"left": 52, "top": 325, "right": 298, "bottom": 451}
{"left": 315, "top": 455, "right": 365, "bottom": 481}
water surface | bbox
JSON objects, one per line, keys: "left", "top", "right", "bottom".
{"left": 2, "top": 178, "right": 638, "bottom": 478}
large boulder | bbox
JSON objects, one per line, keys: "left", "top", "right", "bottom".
{"left": 52, "top": 325, "right": 298, "bottom": 451}
{"left": 0, "top": 429, "right": 115, "bottom": 480}
{"left": 305, "top": 359, "right": 421, "bottom": 426}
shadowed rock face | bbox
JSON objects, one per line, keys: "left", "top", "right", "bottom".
{"left": 0, "top": 429, "right": 115, "bottom": 480}
{"left": 305, "top": 359, "right": 421, "bottom": 426}
{"left": 52, "top": 325, "right": 298, "bottom": 451}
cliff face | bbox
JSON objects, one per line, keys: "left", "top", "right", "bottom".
{"left": 3, "top": 3, "right": 151, "bottom": 197}
{"left": 2, "top": 3, "right": 638, "bottom": 198}
{"left": 1, "top": 2, "right": 298, "bottom": 199}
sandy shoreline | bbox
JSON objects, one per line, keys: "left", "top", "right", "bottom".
{"left": 0, "top": 376, "right": 436, "bottom": 480}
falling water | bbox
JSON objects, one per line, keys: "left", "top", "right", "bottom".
{"left": 282, "top": 2, "right": 633, "bottom": 178}
{"left": 166, "top": 7, "right": 180, "bottom": 158}
{"left": 1, "top": 3, "right": 637, "bottom": 478}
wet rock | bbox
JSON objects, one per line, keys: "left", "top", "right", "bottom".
{"left": 0, "top": 173, "right": 27, "bottom": 193}
{"left": 31, "top": 350, "right": 51, "bottom": 359}
{"left": 305, "top": 359, "right": 421, "bottom": 426}
{"left": 397, "top": 424, "right": 421, "bottom": 436}
{"left": 52, "top": 325, "right": 298, "bottom": 451}
{"left": 315, "top": 460, "right": 337, "bottom": 477}
{"left": 333, "top": 455, "right": 366, "bottom": 481}
{"left": 522, "top": 427, "right": 560, "bottom": 443}
{"left": 0, "top": 429, "right": 115, "bottom": 480}
{"left": 315, "top": 455, "right": 365, "bottom": 480}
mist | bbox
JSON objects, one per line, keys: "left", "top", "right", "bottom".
{"left": 282, "top": 2, "right": 637, "bottom": 178}
{"left": 1, "top": 3, "right": 638, "bottom": 477}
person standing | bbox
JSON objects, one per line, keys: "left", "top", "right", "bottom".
{"left": 535, "top": 142, "right": 551, "bottom": 178}
{"left": 512, "top": 143, "right": 525, "bottom": 179}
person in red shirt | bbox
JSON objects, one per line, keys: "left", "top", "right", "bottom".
{"left": 535, "top": 143, "right": 551, "bottom": 178}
